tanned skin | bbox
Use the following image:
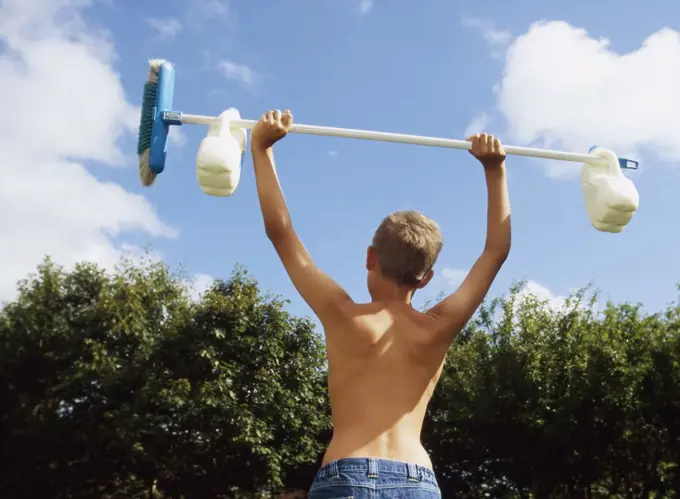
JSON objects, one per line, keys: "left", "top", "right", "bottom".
{"left": 251, "top": 109, "right": 511, "bottom": 469}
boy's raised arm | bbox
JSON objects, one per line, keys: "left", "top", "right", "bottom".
{"left": 251, "top": 110, "right": 352, "bottom": 323}
{"left": 427, "top": 133, "right": 511, "bottom": 341}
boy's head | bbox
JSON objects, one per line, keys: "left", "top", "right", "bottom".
{"left": 366, "top": 210, "right": 443, "bottom": 293}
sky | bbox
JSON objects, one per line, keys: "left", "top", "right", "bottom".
{"left": 0, "top": 0, "right": 679, "bottom": 324}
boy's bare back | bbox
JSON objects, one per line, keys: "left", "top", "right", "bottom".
{"left": 250, "top": 109, "right": 511, "bottom": 495}
{"left": 322, "top": 301, "right": 449, "bottom": 468}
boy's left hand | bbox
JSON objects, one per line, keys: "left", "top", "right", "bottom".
{"left": 251, "top": 109, "right": 293, "bottom": 152}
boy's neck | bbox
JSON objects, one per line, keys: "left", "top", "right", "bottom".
{"left": 369, "top": 278, "right": 416, "bottom": 305}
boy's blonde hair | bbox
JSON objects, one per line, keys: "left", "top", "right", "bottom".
{"left": 371, "top": 210, "right": 443, "bottom": 286}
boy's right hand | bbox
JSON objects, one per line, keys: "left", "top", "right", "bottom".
{"left": 466, "top": 133, "right": 506, "bottom": 169}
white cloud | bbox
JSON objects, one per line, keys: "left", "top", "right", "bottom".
{"left": 517, "top": 280, "right": 566, "bottom": 312}
{"left": 328, "top": 150, "right": 339, "bottom": 157}
{"left": 359, "top": 0, "right": 373, "bottom": 14}
{"left": 187, "top": 0, "right": 231, "bottom": 27}
{"left": 463, "top": 17, "right": 512, "bottom": 54}
{"left": 188, "top": 272, "right": 214, "bottom": 301}
{"left": 464, "top": 113, "right": 490, "bottom": 138}
{"left": 0, "top": 0, "right": 177, "bottom": 302}
{"left": 147, "top": 18, "right": 182, "bottom": 38}
{"left": 218, "top": 59, "right": 255, "bottom": 86}
{"left": 169, "top": 126, "right": 187, "bottom": 147}
{"left": 197, "top": 0, "right": 229, "bottom": 16}
{"left": 497, "top": 22, "right": 680, "bottom": 172}
{"left": 441, "top": 267, "right": 468, "bottom": 288}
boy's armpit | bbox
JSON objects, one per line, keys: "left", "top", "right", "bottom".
{"left": 269, "top": 228, "right": 353, "bottom": 322}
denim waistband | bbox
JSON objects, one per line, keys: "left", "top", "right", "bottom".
{"left": 316, "top": 457, "right": 437, "bottom": 483}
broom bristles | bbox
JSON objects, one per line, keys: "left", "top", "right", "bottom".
{"left": 138, "top": 149, "right": 156, "bottom": 187}
{"left": 137, "top": 59, "right": 167, "bottom": 187}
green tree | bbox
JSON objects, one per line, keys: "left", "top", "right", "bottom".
{"left": 0, "top": 258, "right": 330, "bottom": 498}
{"left": 3, "top": 257, "right": 679, "bottom": 498}
{"left": 423, "top": 283, "right": 680, "bottom": 498}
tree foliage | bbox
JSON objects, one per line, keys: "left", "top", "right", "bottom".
{"left": 0, "top": 258, "right": 329, "bottom": 498}
{"left": 1, "top": 258, "right": 678, "bottom": 498}
{"left": 424, "top": 284, "right": 680, "bottom": 498}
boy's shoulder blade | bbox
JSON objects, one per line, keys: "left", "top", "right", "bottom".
{"left": 328, "top": 301, "right": 441, "bottom": 346}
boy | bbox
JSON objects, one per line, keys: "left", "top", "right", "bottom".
{"left": 251, "top": 110, "right": 511, "bottom": 498}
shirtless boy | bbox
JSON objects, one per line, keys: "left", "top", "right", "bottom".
{"left": 250, "top": 110, "right": 511, "bottom": 498}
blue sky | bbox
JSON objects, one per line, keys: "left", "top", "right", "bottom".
{"left": 1, "top": 0, "right": 679, "bottom": 322}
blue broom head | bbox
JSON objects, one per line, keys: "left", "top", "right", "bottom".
{"left": 137, "top": 60, "right": 176, "bottom": 176}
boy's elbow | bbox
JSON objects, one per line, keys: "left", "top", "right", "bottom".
{"left": 263, "top": 213, "right": 293, "bottom": 241}
{"left": 485, "top": 216, "right": 511, "bottom": 261}
{"left": 265, "top": 223, "right": 293, "bottom": 243}
{"left": 265, "top": 225, "right": 284, "bottom": 242}
{"left": 484, "top": 241, "right": 511, "bottom": 262}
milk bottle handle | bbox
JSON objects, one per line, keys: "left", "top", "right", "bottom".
{"left": 588, "top": 146, "right": 623, "bottom": 178}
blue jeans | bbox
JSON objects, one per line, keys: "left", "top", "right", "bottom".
{"left": 308, "top": 457, "right": 441, "bottom": 498}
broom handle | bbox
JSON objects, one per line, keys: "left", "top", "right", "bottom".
{"left": 181, "top": 113, "right": 609, "bottom": 166}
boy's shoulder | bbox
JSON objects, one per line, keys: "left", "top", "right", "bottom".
{"left": 328, "top": 301, "right": 441, "bottom": 344}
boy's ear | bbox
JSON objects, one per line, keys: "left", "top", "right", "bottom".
{"left": 366, "top": 245, "right": 377, "bottom": 271}
{"left": 415, "top": 269, "right": 435, "bottom": 289}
